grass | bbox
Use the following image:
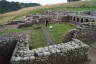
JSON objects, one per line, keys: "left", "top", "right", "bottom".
{"left": 0, "top": 23, "right": 75, "bottom": 48}
{"left": 47, "top": 23, "right": 75, "bottom": 44}
{"left": 31, "top": 28, "right": 45, "bottom": 49}
{"left": 0, "top": 27, "right": 33, "bottom": 34}
{"left": 0, "top": 26, "right": 45, "bottom": 49}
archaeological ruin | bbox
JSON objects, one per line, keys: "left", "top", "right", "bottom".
{"left": 0, "top": 10, "right": 96, "bottom": 64}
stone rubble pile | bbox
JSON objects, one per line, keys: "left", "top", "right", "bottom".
{"left": 11, "top": 38, "right": 89, "bottom": 64}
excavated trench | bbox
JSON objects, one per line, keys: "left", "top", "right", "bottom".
{"left": 0, "top": 39, "right": 18, "bottom": 64}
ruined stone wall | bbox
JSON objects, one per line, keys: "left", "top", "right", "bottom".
{"left": 74, "top": 23, "right": 96, "bottom": 44}
{"left": 0, "top": 33, "right": 23, "bottom": 64}
{"left": 11, "top": 39, "right": 89, "bottom": 64}
{"left": 70, "top": 14, "right": 96, "bottom": 26}
{"left": 23, "top": 10, "right": 96, "bottom": 26}
{"left": 24, "top": 10, "right": 75, "bottom": 25}
{"left": 77, "top": 11, "right": 96, "bottom": 16}
{"left": 0, "top": 32, "right": 32, "bottom": 64}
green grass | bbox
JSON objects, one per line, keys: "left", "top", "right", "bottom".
{"left": 0, "top": 26, "right": 45, "bottom": 49}
{"left": 47, "top": 23, "right": 75, "bottom": 44}
{"left": 31, "top": 28, "right": 44, "bottom": 49}
{"left": 0, "top": 27, "right": 33, "bottom": 34}
{"left": 0, "top": 23, "right": 75, "bottom": 48}
{"left": 0, "top": 29, "right": 23, "bottom": 34}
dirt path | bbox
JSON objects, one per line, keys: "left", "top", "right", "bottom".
{"left": 42, "top": 28, "right": 56, "bottom": 46}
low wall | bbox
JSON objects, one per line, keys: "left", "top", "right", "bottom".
{"left": 11, "top": 39, "right": 89, "bottom": 64}
{"left": 75, "top": 23, "right": 96, "bottom": 44}
{"left": 0, "top": 33, "right": 21, "bottom": 64}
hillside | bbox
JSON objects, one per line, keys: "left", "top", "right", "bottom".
{"left": 0, "top": 1, "right": 96, "bottom": 24}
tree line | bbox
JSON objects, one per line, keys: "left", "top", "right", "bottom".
{"left": 0, "top": 0, "right": 41, "bottom": 13}
{"left": 67, "top": 0, "right": 81, "bottom": 2}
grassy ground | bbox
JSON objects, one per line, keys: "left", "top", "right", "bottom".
{"left": 31, "top": 28, "right": 45, "bottom": 49}
{"left": 0, "top": 26, "right": 45, "bottom": 49}
{"left": 0, "top": 27, "right": 33, "bottom": 34}
{"left": 0, "top": 23, "right": 75, "bottom": 48}
{"left": 47, "top": 23, "right": 75, "bottom": 44}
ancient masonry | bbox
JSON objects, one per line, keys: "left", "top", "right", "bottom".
{"left": 11, "top": 34, "right": 89, "bottom": 64}
{"left": 74, "top": 23, "right": 96, "bottom": 44}
{"left": 0, "top": 32, "right": 89, "bottom": 64}
{"left": 1, "top": 10, "right": 96, "bottom": 64}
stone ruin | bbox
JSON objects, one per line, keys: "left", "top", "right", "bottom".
{"left": 0, "top": 32, "right": 89, "bottom": 64}
{"left": 18, "top": 10, "right": 75, "bottom": 27}
{"left": 76, "top": 10, "right": 96, "bottom": 16}
{"left": 74, "top": 23, "right": 96, "bottom": 44}
{"left": 4, "top": 10, "right": 96, "bottom": 29}
{"left": 0, "top": 33, "right": 25, "bottom": 64}
{"left": 0, "top": 33, "right": 89, "bottom": 64}
{"left": 1, "top": 10, "right": 96, "bottom": 64}
{"left": 19, "top": 10, "right": 96, "bottom": 28}
{"left": 11, "top": 35, "right": 89, "bottom": 64}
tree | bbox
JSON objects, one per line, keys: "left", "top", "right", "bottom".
{"left": 0, "top": 0, "right": 41, "bottom": 13}
{"left": 67, "top": 0, "right": 81, "bottom": 2}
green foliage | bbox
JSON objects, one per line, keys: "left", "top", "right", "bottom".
{"left": 0, "top": 0, "right": 40, "bottom": 13}
{"left": 68, "top": 0, "right": 81, "bottom": 2}
{"left": 20, "top": 3, "right": 40, "bottom": 8}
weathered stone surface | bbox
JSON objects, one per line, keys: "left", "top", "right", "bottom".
{"left": 74, "top": 23, "right": 96, "bottom": 44}
{"left": 0, "top": 33, "right": 25, "bottom": 64}
{"left": 11, "top": 39, "right": 89, "bottom": 64}
{"left": 18, "top": 23, "right": 32, "bottom": 28}
{"left": 63, "top": 29, "right": 77, "bottom": 43}
{"left": 6, "top": 20, "right": 25, "bottom": 25}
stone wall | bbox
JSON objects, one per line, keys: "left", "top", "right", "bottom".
{"left": 11, "top": 38, "right": 89, "bottom": 64}
{"left": 23, "top": 10, "right": 96, "bottom": 26}
{"left": 23, "top": 10, "right": 75, "bottom": 25}
{"left": 77, "top": 11, "right": 96, "bottom": 16}
{"left": 0, "top": 32, "right": 32, "bottom": 64}
{"left": 0, "top": 10, "right": 93, "bottom": 64}
{"left": 70, "top": 14, "right": 96, "bottom": 26}
{"left": 0, "top": 33, "right": 22, "bottom": 64}
{"left": 74, "top": 23, "right": 96, "bottom": 44}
